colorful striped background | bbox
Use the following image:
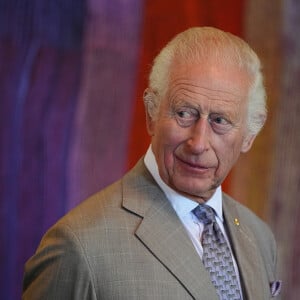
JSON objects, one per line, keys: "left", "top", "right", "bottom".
{"left": 1, "top": 1, "right": 299, "bottom": 298}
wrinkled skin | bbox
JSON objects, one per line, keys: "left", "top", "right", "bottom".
{"left": 147, "top": 61, "right": 256, "bottom": 203}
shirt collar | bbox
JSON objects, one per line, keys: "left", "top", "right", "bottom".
{"left": 144, "top": 145, "right": 223, "bottom": 222}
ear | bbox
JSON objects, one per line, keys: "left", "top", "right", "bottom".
{"left": 145, "top": 104, "right": 155, "bottom": 136}
{"left": 241, "top": 133, "right": 257, "bottom": 153}
{"left": 241, "top": 113, "right": 266, "bottom": 152}
{"left": 143, "top": 88, "right": 156, "bottom": 136}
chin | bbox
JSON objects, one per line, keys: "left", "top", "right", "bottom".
{"left": 172, "top": 180, "right": 212, "bottom": 198}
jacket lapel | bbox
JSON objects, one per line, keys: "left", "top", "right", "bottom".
{"left": 122, "top": 160, "right": 218, "bottom": 300}
{"left": 223, "top": 196, "right": 270, "bottom": 300}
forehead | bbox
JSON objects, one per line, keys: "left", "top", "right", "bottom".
{"left": 166, "top": 60, "right": 251, "bottom": 105}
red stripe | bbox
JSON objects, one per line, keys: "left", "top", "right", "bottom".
{"left": 127, "top": 0, "right": 245, "bottom": 192}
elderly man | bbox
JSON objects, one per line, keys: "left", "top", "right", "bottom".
{"left": 23, "top": 27, "right": 281, "bottom": 299}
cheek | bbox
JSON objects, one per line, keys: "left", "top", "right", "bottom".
{"left": 153, "top": 123, "right": 186, "bottom": 166}
{"left": 162, "top": 130, "right": 182, "bottom": 162}
{"left": 215, "top": 136, "right": 244, "bottom": 168}
{"left": 156, "top": 121, "right": 185, "bottom": 148}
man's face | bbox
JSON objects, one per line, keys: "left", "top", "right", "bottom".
{"left": 147, "top": 61, "right": 256, "bottom": 202}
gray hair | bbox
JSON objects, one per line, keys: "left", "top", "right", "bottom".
{"left": 144, "top": 27, "right": 267, "bottom": 136}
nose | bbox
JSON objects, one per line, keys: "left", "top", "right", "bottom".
{"left": 186, "top": 118, "right": 210, "bottom": 154}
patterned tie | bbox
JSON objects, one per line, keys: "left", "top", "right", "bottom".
{"left": 192, "top": 204, "right": 242, "bottom": 300}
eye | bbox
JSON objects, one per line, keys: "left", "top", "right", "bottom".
{"left": 213, "top": 116, "right": 228, "bottom": 125}
{"left": 175, "top": 107, "right": 199, "bottom": 127}
{"left": 209, "top": 114, "right": 232, "bottom": 133}
{"left": 177, "top": 111, "right": 192, "bottom": 119}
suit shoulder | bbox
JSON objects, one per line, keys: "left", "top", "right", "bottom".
{"left": 34, "top": 176, "right": 142, "bottom": 261}
{"left": 65, "top": 180, "right": 123, "bottom": 222}
{"left": 59, "top": 158, "right": 150, "bottom": 231}
{"left": 49, "top": 177, "right": 139, "bottom": 241}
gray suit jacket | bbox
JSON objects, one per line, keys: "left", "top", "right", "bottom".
{"left": 23, "top": 159, "right": 280, "bottom": 299}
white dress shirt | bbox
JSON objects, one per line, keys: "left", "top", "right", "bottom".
{"left": 144, "top": 146, "right": 243, "bottom": 295}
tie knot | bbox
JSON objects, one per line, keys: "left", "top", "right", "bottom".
{"left": 192, "top": 204, "right": 216, "bottom": 225}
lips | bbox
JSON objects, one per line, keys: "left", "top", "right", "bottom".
{"left": 175, "top": 155, "right": 211, "bottom": 170}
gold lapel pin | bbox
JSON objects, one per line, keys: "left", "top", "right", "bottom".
{"left": 234, "top": 218, "right": 240, "bottom": 226}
